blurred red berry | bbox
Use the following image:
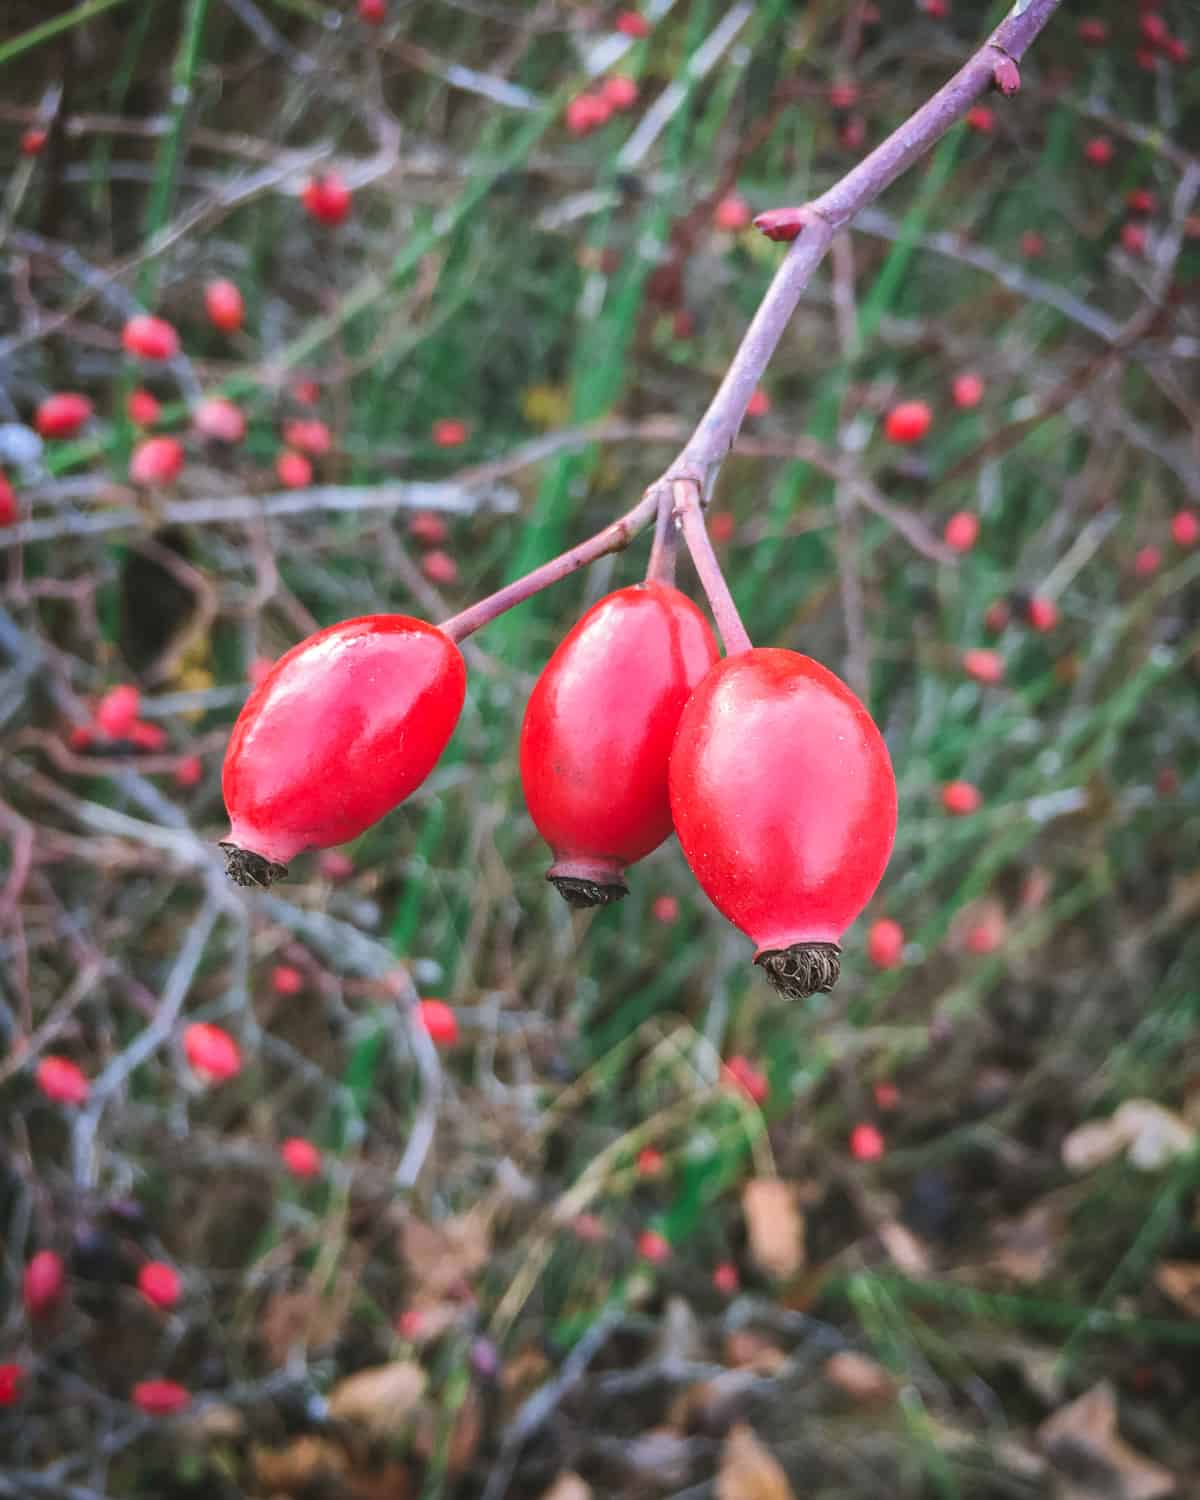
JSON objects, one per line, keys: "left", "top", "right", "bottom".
{"left": 603, "top": 75, "right": 639, "bottom": 111}
{"left": 723, "top": 1055, "right": 769, "bottom": 1105}
{"left": 1084, "top": 136, "right": 1114, "bottom": 167}
{"left": 68, "top": 724, "right": 94, "bottom": 751}
{"left": 184, "top": 1022, "right": 242, "bottom": 1083}
{"left": 1164, "top": 36, "right": 1188, "bottom": 65}
{"left": 292, "top": 379, "right": 320, "bottom": 405}
{"left": 302, "top": 174, "right": 352, "bottom": 226}
{"left": 849, "top": 1123, "right": 885, "bottom": 1161}
{"left": 35, "top": 1055, "right": 90, "bottom": 1106}
{"left": 138, "top": 1262, "right": 182, "bottom": 1310}
{"left": 615, "top": 10, "right": 649, "bottom": 38}
{"left": 132, "top": 1380, "right": 190, "bottom": 1416}
{"left": 24, "top": 1251, "right": 66, "bottom": 1318}
{"left": 709, "top": 511, "right": 736, "bottom": 543}
{"left": 193, "top": 396, "right": 246, "bottom": 444}
{"left": 1120, "top": 223, "right": 1147, "bottom": 257}
{"left": 422, "top": 549, "right": 458, "bottom": 585}
{"left": 838, "top": 116, "right": 866, "bottom": 151}
{"left": 130, "top": 720, "right": 167, "bottom": 751}
{"left": 714, "top": 193, "right": 751, "bottom": 232}
{"left": 963, "top": 648, "right": 1004, "bottom": 685}
{"left": 672, "top": 309, "right": 694, "bottom": 339}
{"left": 1135, "top": 46, "right": 1157, "bottom": 71}
{"left": 1077, "top": 18, "right": 1108, "bottom": 45}
{"left": 35, "top": 393, "right": 93, "bottom": 439}
{"left": 359, "top": 0, "right": 385, "bottom": 20}
{"left": 829, "top": 79, "right": 859, "bottom": 110}
{"left": 0, "top": 1363, "right": 23, "bottom": 1406}
{"left": 942, "top": 780, "right": 981, "bottom": 816}
{"left": 920, "top": 0, "right": 948, "bottom": 15}
{"left": 1026, "top": 596, "right": 1058, "bottom": 632}
{"left": 984, "top": 599, "right": 1010, "bottom": 633}
{"left": 318, "top": 849, "right": 356, "bottom": 880}
{"left": 275, "top": 450, "right": 312, "bottom": 489}
{"left": 204, "top": 279, "right": 244, "bottom": 334}
{"left": 21, "top": 128, "right": 47, "bottom": 156}
{"left": 1155, "top": 766, "right": 1179, "bottom": 797}
{"left": 129, "top": 436, "right": 184, "bottom": 486}
{"left": 122, "top": 314, "right": 180, "bottom": 361}
{"left": 943, "top": 510, "right": 979, "bottom": 553}
{"left": 951, "top": 372, "right": 984, "bottom": 409}
{"left": 565, "top": 93, "right": 608, "bottom": 136}
{"left": 873, "top": 1080, "right": 901, "bottom": 1111}
{"left": 637, "top": 1229, "right": 670, "bottom": 1263}
{"left": 753, "top": 207, "right": 808, "bottom": 243}
{"left": 712, "top": 1262, "right": 739, "bottom": 1294}
{"left": 127, "top": 388, "right": 161, "bottom": 426}
{"left": 1171, "top": 511, "right": 1199, "bottom": 548}
{"left": 409, "top": 510, "right": 448, "bottom": 545}
{"left": 282, "top": 418, "right": 331, "bottom": 456}
{"left": 1138, "top": 12, "right": 1169, "bottom": 46}
{"left": 1019, "top": 230, "right": 1045, "bottom": 259}
{"left": 866, "top": 918, "right": 904, "bottom": 969}
{"left": 636, "top": 1147, "right": 665, "bottom": 1179}
{"left": 395, "top": 1308, "right": 425, "bottom": 1340}
{"left": 432, "top": 418, "right": 469, "bottom": 448}
{"left": 745, "top": 387, "right": 771, "bottom": 418}
{"left": 571, "top": 1213, "right": 607, "bottom": 1243}
{"left": 280, "top": 1136, "right": 322, "bottom": 1178}
{"left": 1126, "top": 189, "right": 1156, "bottom": 216}
{"left": 884, "top": 400, "right": 932, "bottom": 444}
{"left": 96, "top": 684, "right": 140, "bottom": 739}
{"left": 418, "top": 998, "right": 458, "bottom": 1047}
{"left": 964, "top": 908, "right": 1006, "bottom": 954}
{"left": 174, "top": 755, "right": 203, "bottom": 788}
{"left": 965, "top": 105, "right": 994, "bottom": 133}
{"left": 1134, "top": 545, "right": 1161, "bottom": 578}
{"left": 0, "top": 474, "right": 16, "bottom": 527}
{"left": 651, "top": 893, "right": 679, "bottom": 924}
{"left": 271, "top": 964, "right": 303, "bottom": 996}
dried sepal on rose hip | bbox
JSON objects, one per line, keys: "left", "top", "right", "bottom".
{"left": 221, "top": 615, "right": 466, "bottom": 886}
{"left": 519, "top": 583, "right": 718, "bottom": 907}
{"left": 669, "top": 649, "right": 897, "bottom": 998}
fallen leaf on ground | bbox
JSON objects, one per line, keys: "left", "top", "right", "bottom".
{"left": 327, "top": 1361, "right": 426, "bottom": 1433}
{"left": 1037, "top": 1381, "right": 1175, "bottom": 1500}
{"left": 824, "top": 1350, "right": 898, "bottom": 1404}
{"left": 876, "top": 1219, "right": 932, "bottom": 1275}
{"left": 1062, "top": 1100, "right": 1195, "bottom": 1174}
{"left": 1154, "top": 1262, "right": 1200, "bottom": 1318}
{"left": 253, "top": 1436, "right": 349, "bottom": 1493}
{"left": 259, "top": 1284, "right": 350, "bottom": 1367}
{"left": 987, "top": 1200, "right": 1066, "bottom": 1284}
{"left": 717, "top": 1423, "right": 795, "bottom": 1500}
{"left": 397, "top": 1206, "right": 491, "bottom": 1304}
{"left": 742, "top": 1179, "right": 805, "bottom": 1279}
{"left": 538, "top": 1476, "right": 591, "bottom": 1500}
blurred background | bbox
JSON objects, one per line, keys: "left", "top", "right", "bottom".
{"left": 1, "top": 1, "right": 1199, "bottom": 1496}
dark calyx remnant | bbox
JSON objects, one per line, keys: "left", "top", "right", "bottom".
{"left": 755, "top": 941, "right": 841, "bottom": 1000}
{"left": 548, "top": 873, "right": 629, "bottom": 909}
{"left": 220, "top": 843, "right": 289, "bottom": 889}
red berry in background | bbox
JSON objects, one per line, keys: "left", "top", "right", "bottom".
{"left": 1171, "top": 511, "right": 1199, "bottom": 548}
{"left": 849, "top": 1123, "right": 885, "bottom": 1161}
{"left": 919, "top": 0, "right": 949, "bottom": 17}
{"left": 1155, "top": 766, "right": 1179, "bottom": 798}
{"left": 1019, "top": 230, "right": 1045, "bottom": 260}
{"left": 965, "top": 105, "right": 994, "bottom": 133}
{"left": 722, "top": 1055, "right": 769, "bottom": 1105}
{"left": 282, "top": 418, "right": 332, "bottom": 456}
{"left": 193, "top": 396, "right": 246, "bottom": 444}
{"left": 951, "top": 372, "right": 984, "bottom": 409}
{"left": 651, "top": 893, "right": 679, "bottom": 924}
{"left": 1077, "top": 18, "right": 1108, "bottom": 45}
{"left": 0, "top": 474, "right": 16, "bottom": 527}
{"left": 129, "top": 436, "right": 184, "bottom": 486}
{"left": 636, "top": 1146, "right": 664, "bottom": 1179}
{"left": 431, "top": 417, "right": 469, "bottom": 448}
{"left": 130, "top": 719, "right": 167, "bottom": 751}
{"left": 127, "top": 388, "right": 161, "bottom": 426}
{"left": 873, "top": 1080, "right": 901, "bottom": 1111}
{"left": 184, "top": 1022, "right": 242, "bottom": 1083}
{"left": 35, "top": 392, "right": 93, "bottom": 439}
{"left": 941, "top": 780, "right": 981, "bottom": 816}
{"left": 221, "top": 615, "right": 466, "bottom": 884}
{"left": 276, "top": 450, "right": 312, "bottom": 488}
{"left": 1120, "top": 223, "right": 1147, "bottom": 257}
{"left": 122, "top": 314, "right": 180, "bottom": 361}
{"left": 0, "top": 1363, "right": 23, "bottom": 1406}
{"left": 1135, "top": 47, "right": 1157, "bottom": 71}
{"left": 96, "top": 684, "right": 140, "bottom": 739}
{"left": 984, "top": 599, "right": 1010, "bottom": 633}
{"left": 712, "top": 1262, "right": 739, "bottom": 1294}
{"left": 422, "top": 549, "right": 458, "bottom": 585}
{"left": 292, "top": 378, "right": 320, "bottom": 405}
{"left": 883, "top": 400, "right": 932, "bottom": 445}
{"left": 710, "top": 511, "right": 736, "bottom": 543}
{"left": 174, "top": 754, "right": 203, "bottom": 788}
{"left": 615, "top": 10, "right": 649, "bottom": 38}
{"left": 964, "top": 905, "right": 1006, "bottom": 954}
{"left": 1126, "top": 189, "right": 1156, "bottom": 216}
{"left": 637, "top": 1229, "right": 670, "bottom": 1263}
{"left": 602, "top": 75, "right": 638, "bottom": 111}
{"left": 418, "top": 998, "right": 458, "bottom": 1047}
{"left": 1138, "top": 11, "right": 1168, "bottom": 46}
{"left": 867, "top": 918, "right": 904, "bottom": 969}
{"left": 21, "top": 128, "right": 47, "bottom": 156}
{"left": 837, "top": 116, "right": 867, "bottom": 152}
{"left": 24, "top": 1250, "right": 66, "bottom": 1319}
{"left": 409, "top": 510, "right": 448, "bottom": 546}
{"left": 943, "top": 510, "right": 979, "bottom": 553}
{"left": 962, "top": 648, "right": 1004, "bottom": 685}
{"left": 565, "top": 93, "right": 607, "bottom": 136}
{"left": 132, "top": 1380, "right": 191, "bottom": 1416}
{"left": 670, "top": 649, "right": 897, "bottom": 998}
{"left": 714, "top": 193, "right": 751, "bottom": 232}
{"left": 280, "top": 1136, "right": 322, "bottom": 1178}
{"left": 271, "top": 964, "right": 303, "bottom": 997}
{"left": 571, "top": 1213, "right": 607, "bottom": 1243}
{"left": 204, "top": 278, "right": 244, "bottom": 333}
{"left": 302, "top": 173, "right": 352, "bottom": 226}
{"left": 1084, "top": 136, "right": 1114, "bottom": 167}
{"left": 137, "top": 1262, "right": 182, "bottom": 1310}
{"left": 520, "top": 583, "right": 718, "bottom": 906}
{"left": 1026, "top": 596, "right": 1058, "bottom": 632}
{"left": 829, "top": 79, "right": 859, "bottom": 110}
{"left": 745, "top": 387, "right": 771, "bottom": 418}
{"left": 35, "top": 1055, "right": 90, "bottom": 1105}
{"left": 318, "top": 849, "right": 355, "bottom": 881}
{"left": 1134, "top": 545, "right": 1161, "bottom": 578}
{"left": 359, "top": 0, "right": 385, "bottom": 21}
{"left": 1164, "top": 36, "right": 1188, "bottom": 65}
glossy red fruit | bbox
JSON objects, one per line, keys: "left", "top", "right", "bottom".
{"left": 280, "top": 1136, "right": 322, "bottom": 1178}
{"left": 1171, "top": 511, "right": 1199, "bottom": 548}
{"left": 282, "top": 418, "right": 332, "bottom": 456}
{"left": 127, "top": 388, "right": 161, "bottom": 426}
{"left": 712, "top": 1262, "right": 739, "bottom": 1294}
{"left": 96, "top": 684, "right": 141, "bottom": 739}
{"left": 275, "top": 450, "right": 312, "bottom": 489}
{"left": 873, "top": 1080, "right": 900, "bottom": 1111}
{"left": 129, "top": 436, "right": 184, "bottom": 486}
{"left": 602, "top": 75, "right": 639, "bottom": 111}
{"left": 204, "top": 279, "right": 244, "bottom": 333}
{"left": 35, "top": 1055, "right": 90, "bottom": 1105}
{"left": 564, "top": 93, "right": 609, "bottom": 136}
{"left": 962, "top": 648, "right": 1004, "bottom": 685}
{"left": 714, "top": 193, "right": 751, "bottom": 231}
{"left": 951, "top": 372, "right": 984, "bottom": 409}
{"left": 965, "top": 105, "right": 994, "bottom": 133}
{"left": 941, "top": 780, "right": 981, "bottom": 816}
{"left": 359, "top": 0, "right": 385, "bottom": 21}
{"left": 883, "top": 400, "right": 932, "bottom": 444}
{"left": 122, "top": 314, "right": 180, "bottom": 361}
{"left": 35, "top": 393, "right": 93, "bottom": 439}
{"left": 422, "top": 549, "right": 458, "bottom": 585}
{"left": 651, "top": 893, "right": 678, "bottom": 924}
{"left": 520, "top": 583, "right": 719, "bottom": 906}
{"left": 138, "top": 1262, "right": 182, "bottom": 1310}
{"left": 409, "top": 510, "right": 448, "bottom": 546}
{"left": 222, "top": 616, "right": 465, "bottom": 884}
{"left": 1084, "top": 136, "right": 1114, "bottom": 167}
{"left": 637, "top": 1229, "right": 670, "bottom": 1263}
{"left": 24, "top": 1250, "right": 66, "bottom": 1318}
{"left": 866, "top": 918, "right": 904, "bottom": 969}
{"left": 943, "top": 510, "right": 980, "bottom": 553}
{"left": 271, "top": 965, "right": 303, "bottom": 996}
{"left": 849, "top": 1123, "right": 884, "bottom": 1161}
{"left": 636, "top": 1146, "right": 664, "bottom": 1179}
{"left": 669, "top": 650, "right": 897, "bottom": 998}
{"left": 21, "top": 128, "right": 47, "bottom": 156}
{"left": 132, "top": 1379, "right": 191, "bottom": 1416}
{"left": 1127, "top": 189, "right": 1156, "bottom": 216}
{"left": 184, "top": 1022, "right": 242, "bottom": 1083}
{"left": 302, "top": 174, "right": 352, "bottom": 226}
{"left": 745, "top": 387, "right": 771, "bottom": 418}
{"left": 193, "top": 397, "right": 246, "bottom": 444}
{"left": 418, "top": 998, "right": 458, "bottom": 1047}
{"left": 615, "top": 9, "right": 649, "bottom": 37}
{"left": 0, "top": 1363, "right": 24, "bottom": 1405}
{"left": 1134, "top": 545, "right": 1161, "bottom": 578}
{"left": 1026, "top": 596, "right": 1058, "bottom": 632}
{"left": 431, "top": 417, "right": 469, "bottom": 448}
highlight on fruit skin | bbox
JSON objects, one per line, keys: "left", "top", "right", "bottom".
{"left": 519, "top": 582, "right": 719, "bottom": 908}
{"left": 669, "top": 648, "right": 897, "bottom": 999}
{"left": 220, "top": 615, "right": 466, "bottom": 887}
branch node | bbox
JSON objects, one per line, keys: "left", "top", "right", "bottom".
{"left": 988, "top": 43, "right": 1021, "bottom": 95}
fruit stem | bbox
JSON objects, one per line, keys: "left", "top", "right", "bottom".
{"left": 674, "top": 481, "right": 752, "bottom": 657}
{"left": 644, "top": 483, "right": 678, "bottom": 586}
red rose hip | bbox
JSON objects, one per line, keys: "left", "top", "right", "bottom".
{"left": 221, "top": 615, "right": 466, "bottom": 885}
{"left": 668, "top": 649, "right": 897, "bottom": 997}
{"left": 520, "top": 583, "right": 718, "bottom": 906}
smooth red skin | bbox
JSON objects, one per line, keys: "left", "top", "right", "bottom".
{"left": 132, "top": 1379, "right": 191, "bottom": 1416}
{"left": 35, "top": 393, "right": 93, "bottom": 439}
{"left": 205, "top": 279, "right": 244, "bottom": 333}
{"left": 520, "top": 583, "right": 719, "bottom": 877}
{"left": 24, "top": 1251, "right": 66, "bottom": 1317}
{"left": 223, "top": 615, "right": 465, "bottom": 866}
{"left": 669, "top": 649, "right": 897, "bottom": 954}
{"left": 35, "top": 1055, "right": 90, "bottom": 1105}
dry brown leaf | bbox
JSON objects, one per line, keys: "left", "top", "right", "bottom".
{"left": 987, "top": 1201, "right": 1065, "bottom": 1285}
{"left": 742, "top": 1179, "right": 805, "bottom": 1280}
{"left": 824, "top": 1350, "right": 898, "bottom": 1404}
{"left": 327, "top": 1361, "right": 426, "bottom": 1433}
{"left": 1038, "top": 1381, "right": 1176, "bottom": 1500}
{"left": 253, "top": 1436, "right": 349, "bottom": 1493}
{"left": 538, "top": 1476, "right": 592, "bottom": 1500}
{"left": 717, "top": 1423, "right": 795, "bottom": 1500}
{"left": 1154, "top": 1261, "right": 1200, "bottom": 1318}
{"left": 259, "top": 1285, "right": 349, "bottom": 1368}
{"left": 1062, "top": 1116, "right": 1129, "bottom": 1173}
{"left": 876, "top": 1219, "right": 932, "bottom": 1275}
{"left": 1062, "top": 1101, "right": 1195, "bottom": 1174}
{"left": 345, "top": 1464, "right": 416, "bottom": 1500}
{"left": 398, "top": 1206, "right": 491, "bottom": 1304}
